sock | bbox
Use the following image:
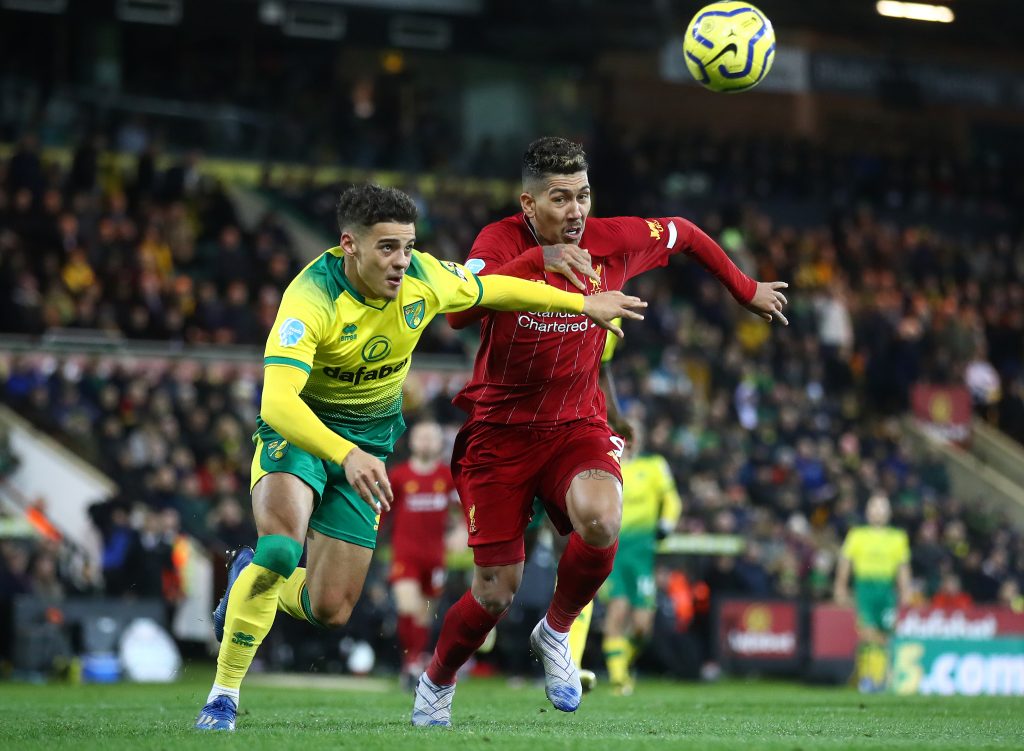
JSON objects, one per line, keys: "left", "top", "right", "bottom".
{"left": 398, "top": 614, "right": 430, "bottom": 669}
{"left": 427, "top": 590, "right": 503, "bottom": 685}
{"left": 868, "top": 644, "right": 888, "bottom": 686}
{"left": 546, "top": 533, "right": 618, "bottom": 632}
{"left": 603, "top": 635, "right": 631, "bottom": 686}
{"left": 207, "top": 684, "right": 239, "bottom": 706}
{"left": 628, "top": 634, "right": 646, "bottom": 667}
{"left": 213, "top": 563, "right": 283, "bottom": 691}
{"left": 568, "top": 599, "right": 593, "bottom": 666}
{"left": 212, "top": 534, "right": 302, "bottom": 693}
{"left": 276, "top": 567, "right": 307, "bottom": 621}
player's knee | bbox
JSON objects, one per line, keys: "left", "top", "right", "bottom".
{"left": 476, "top": 591, "right": 514, "bottom": 616}
{"left": 473, "top": 569, "right": 519, "bottom": 615}
{"left": 252, "top": 534, "right": 303, "bottom": 578}
{"left": 576, "top": 512, "right": 621, "bottom": 547}
{"left": 311, "top": 598, "right": 355, "bottom": 629}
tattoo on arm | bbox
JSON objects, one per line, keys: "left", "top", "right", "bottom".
{"left": 576, "top": 469, "right": 617, "bottom": 481}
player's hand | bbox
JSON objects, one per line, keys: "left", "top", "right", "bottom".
{"left": 342, "top": 448, "right": 393, "bottom": 514}
{"left": 745, "top": 281, "right": 789, "bottom": 325}
{"left": 655, "top": 519, "right": 673, "bottom": 541}
{"left": 542, "top": 244, "right": 599, "bottom": 291}
{"left": 582, "top": 291, "right": 646, "bottom": 338}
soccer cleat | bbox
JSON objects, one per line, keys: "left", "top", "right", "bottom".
{"left": 530, "top": 619, "right": 582, "bottom": 712}
{"left": 213, "top": 546, "right": 254, "bottom": 643}
{"left": 411, "top": 673, "right": 455, "bottom": 727}
{"left": 194, "top": 695, "right": 237, "bottom": 731}
{"left": 611, "top": 678, "right": 635, "bottom": 697}
{"left": 579, "top": 669, "right": 597, "bottom": 694}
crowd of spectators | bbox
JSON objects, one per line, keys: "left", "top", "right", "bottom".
{"left": 2, "top": 131, "right": 1024, "bottom": 648}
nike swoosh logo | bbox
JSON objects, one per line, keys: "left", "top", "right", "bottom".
{"left": 706, "top": 42, "right": 738, "bottom": 65}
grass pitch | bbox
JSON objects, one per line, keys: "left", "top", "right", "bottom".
{"left": 2, "top": 664, "right": 1021, "bottom": 751}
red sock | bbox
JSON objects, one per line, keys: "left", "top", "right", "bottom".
{"left": 546, "top": 533, "right": 618, "bottom": 632}
{"left": 397, "top": 615, "right": 418, "bottom": 669}
{"left": 426, "top": 590, "right": 503, "bottom": 685}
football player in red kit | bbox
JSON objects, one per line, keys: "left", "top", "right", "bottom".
{"left": 387, "top": 421, "right": 460, "bottom": 689}
{"left": 412, "top": 137, "right": 789, "bottom": 726}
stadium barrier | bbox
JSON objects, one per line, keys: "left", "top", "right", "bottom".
{"left": 890, "top": 606, "right": 1024, "bottom": 696}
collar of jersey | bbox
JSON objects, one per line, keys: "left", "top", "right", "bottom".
{"left": 329, "top": 247, "right": 391, "bottom": 310}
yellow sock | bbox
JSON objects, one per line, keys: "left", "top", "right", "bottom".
{"left": 214, "top": 564, "right": 284, "bottom": 690}
{"left": 603, "top": 635, "right": 631, "bottom": 686}
{"left": 868, "top": 644, "right": 888, "bottom": 687}
{"left": 569, "top": 600, "right": 593, "bottom": 666}
{"left": 277, "top": 567, "right": 307, "bottom": 621}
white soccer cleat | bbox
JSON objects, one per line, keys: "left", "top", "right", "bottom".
{"left": 530, "top": 618, "right": 582, "bottom": 712}
{"left": 411, "top": 673, "right": 455, "bottom": 727}
{"left": 579, "top": 669, "right": 597, "bottom": 693}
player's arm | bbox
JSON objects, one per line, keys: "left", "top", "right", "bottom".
{"left": 262, "top": 285, "right": 391, "bottom": 512}
{"left": 656, "top": 458, "right": 683, "bottom": 540}
{"left": 261, "top": 366, "right": 392, "bottom": 513}
{"left": 895, "top": 531, "right": 912, "bottom": 607}
{"left": 834, "top": 535, "right": 854, "bottom": 607}
{"left": 446, "top": 223, "right": 597, "bottom": 329}
{"left": 598, "top": 325, "right": 633, "bottom": 441}
{"left": 475, "top": 273, "right": 644, "bottom": 338}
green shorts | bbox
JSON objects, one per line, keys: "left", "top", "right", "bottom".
{"left": 250, "top": 424, "right": 381, "bottom": 549}
{"left": 854, "top": 579, "right": 897, "bottom": 632}
{"left": 602, "top": 533, "right": 656, "bottom": 609}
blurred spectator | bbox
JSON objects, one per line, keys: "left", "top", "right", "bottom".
{"left": 931, "top": 572, "right": 973, "bottom": 610}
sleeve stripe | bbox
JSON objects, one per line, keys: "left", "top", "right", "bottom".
{"left": 472, "top": 273, "right": 484, "bottom": 307}
{"left": 666, "top": 220, "right": 678, "bottom": 249}
{"left": 265, "top": 356, "right": 312, "bottom": 374}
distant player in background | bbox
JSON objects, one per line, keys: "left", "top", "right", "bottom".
{"left": 833, "top": 494, "right": 911, "bottom": 693}
{"left": 387, "top": 421, "right": 459, "bottom": 690}
{"left": 601, "top": 420, "right": 681, "bottom": 696}
{"left": 413, "top": 137, "right": 789, "bottom": 727}
{"left": 193, "top": 183, "right": 646, "bottom": 731}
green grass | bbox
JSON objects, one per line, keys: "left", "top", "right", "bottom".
{"left": 2, "top": 664, "right": 1022, "bottom": 750}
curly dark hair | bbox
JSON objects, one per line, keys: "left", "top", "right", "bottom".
{"left": 336, "top": 184, "right": 418, "bottom": 233}
{"left": 521, "top": 137, "right": 589, "bottom": 186}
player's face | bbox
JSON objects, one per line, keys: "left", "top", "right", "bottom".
{"left": 521, "top": 172, "right": 591, "bottom": 246}
{"left": 410, "top": 422, "right": 443, "bottom": 461}
{"left": 341, "top": 222, "right": 416, "bottom": 300}
{"left": 866, "top": 496, "right": 891, "bottom": 526}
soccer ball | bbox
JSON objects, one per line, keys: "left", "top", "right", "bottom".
{"left": 683, "top": 2, "right": 776, "bottom": 93}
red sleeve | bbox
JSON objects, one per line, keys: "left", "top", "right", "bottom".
{"left": 612, "top": 216, "right": 756, "bottom": 304}
{"left": 446, "top": 223, "right": 544, "bottom": 329}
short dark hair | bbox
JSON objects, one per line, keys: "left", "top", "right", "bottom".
{"left": 336, "top": 184, "right": 418, "bottom": 234}
{"left": 522, "top": 137, "right": 589, "bottom": 187}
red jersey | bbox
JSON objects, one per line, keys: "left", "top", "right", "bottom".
{"left": 449, "top": 213, "right": 756, "bottom": 427}
{"left": 387, "top": 460, "right": 458, "bottom": 563}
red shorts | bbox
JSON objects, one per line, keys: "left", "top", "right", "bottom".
{"left": 389, "top": 557, "right": 447, "bottom": 598}
{"left": 452, "top": 418, "right": 623, "bottom": 567}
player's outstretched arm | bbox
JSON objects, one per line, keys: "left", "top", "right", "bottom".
{"left": 476, "top": 274, "right": 646, "bottom": 337}
{"left": 261, "top": 365, "right": 392, "bottom": 512}
{"left": 745, "top": 281, "right": 790, "bottom": 326}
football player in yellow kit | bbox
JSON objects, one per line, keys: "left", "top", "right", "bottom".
{"left": 194, "top": 184, "right": 646, "bottom": 731}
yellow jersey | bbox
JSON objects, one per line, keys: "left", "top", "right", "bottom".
{"left": 841, "top": 525, "right": 910, "bottom": 582}
{"left": 262, "top": 248, "right": 482, "bottom": 455}
{"left": 619, "top": 454, "right": 682, "bottom": 536}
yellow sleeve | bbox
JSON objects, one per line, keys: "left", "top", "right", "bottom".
{"left": 601, "top": 321, "right": 622, "bottom": 363}
{"left": 656, "top": 456, "right": 683, "bottom": 528}
{"left": 896, "top": 530, "right": 910, "bottom": 565}
{"left": 261, "top": 365, "right": 356, "bottom": 464}
{"left": 263, "top": 275, "right": 333, "bottom": 375}
{"left": 477, "top": 274, "right": 584, "bottom": 314}
{"left": 413, "top": 253, "right": 485, "bottom": 313}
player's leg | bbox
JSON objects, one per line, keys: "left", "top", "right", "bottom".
{"left": 393, "top": 576, "right": 430, "bottom": 687}
{"left": 414, "top": 556, "right": 524, "bottom": 726}
{"left": 569, "top": 600, "right": 595, "bottom": 691}
{"left": 197, "top": 472, "right": 312, "bottom": 731}
{"left": 602, "top": 596, "right": 633, "bottom": 692}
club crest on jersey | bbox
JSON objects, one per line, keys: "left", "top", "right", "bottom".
{"left": 266, "top": 439, "right": 289, "bottom": 461}
{"left": 341, "top": 323, "right": 358, "bottom": 342}
{"left": 646, "top": 219, "right": 664, "bottom": 240}
{"left": 403, "top": 298, "right": 426, "bottom": 329}
{"left": 465, "top": 258, "right": 486, "bottom": 274}
{"left": 278, "top": 318, "right": 306, "bottom": 347}
{"left": 440, "top": 260, "right": 468, "bottom": 282}
{"left": 590, "top": 263, "right": 603, "bottom": 292}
